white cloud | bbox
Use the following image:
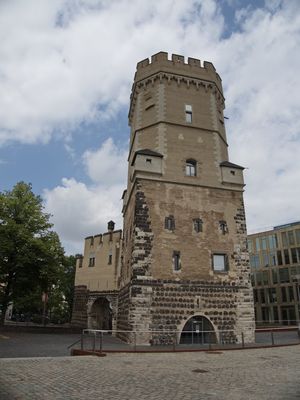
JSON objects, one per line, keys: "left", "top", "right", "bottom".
{"left": 212, "top": 1, "right": 300, "bottom": 232}
{"left": 3, "top": 0, "right": 299, "bottom": 251}
{"left": 0, "top": 0, "right": 224, "bottom": 146}
{"left": 82, "top": 138, "right": 127, "bottom": 185}
{"left": 44, "top": 137, "right": 127, "bottom": 253}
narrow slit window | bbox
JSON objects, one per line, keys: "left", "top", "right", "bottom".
{"left": 165, "top": 215, "right": 175, "bottom": 231}
{"left": 108, "top": 251, "right": 112, "bottom": 265}
{"left": 173, "top": 251, "right": 181, "bottom": 271}
{"left": 185, "top": 104, "right": 192, "bottom": 123}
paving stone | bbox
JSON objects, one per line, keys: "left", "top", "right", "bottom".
{"left": 0, "top": 346, "right": 300, "bottom": 399}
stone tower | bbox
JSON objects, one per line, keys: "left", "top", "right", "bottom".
{"left": 117, "top": 52, "right": 255, "bottom": 345}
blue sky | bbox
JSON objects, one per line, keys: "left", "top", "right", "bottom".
{"left": 0, "top": 0, "right": 299, "bottom": 254}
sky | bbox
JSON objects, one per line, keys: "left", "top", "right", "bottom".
{"left": 0, "top": 0, "right": 300, "bottom": 254}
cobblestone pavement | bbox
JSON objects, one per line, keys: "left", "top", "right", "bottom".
{"left": 0, "top": 345, "right": 299, "bottom": 400}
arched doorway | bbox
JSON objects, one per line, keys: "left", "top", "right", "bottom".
{"left": 90, "top": 297, "right": 112, "bottom": 330}
{"left": 180, "top": 315, "right": 217, "bottom": 345}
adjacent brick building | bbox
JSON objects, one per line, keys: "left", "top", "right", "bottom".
{"left": 72, "top": 52, "right": 255, "bottom": 345}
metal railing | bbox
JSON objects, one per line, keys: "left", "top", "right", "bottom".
{"left": 68, "top": 326, "right": 300, "bottom": 354}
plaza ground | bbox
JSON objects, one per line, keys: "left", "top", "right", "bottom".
{"left": 0, "top": 328, "right": 299, "bottom": 358}
{"left": 0, "top": 345, "right": 300, "bottom": 400}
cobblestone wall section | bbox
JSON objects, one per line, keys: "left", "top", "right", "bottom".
{"left": 233, "top": 198, "right": 255, "bottom": 342}
{"left": 71, "top": 285, "right": 89, "bottom": 327}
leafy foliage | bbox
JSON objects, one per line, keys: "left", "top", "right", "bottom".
{"left": 0, "top": 182, "right": 75, "bottom": 325}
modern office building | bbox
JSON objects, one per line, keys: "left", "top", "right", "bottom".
{"left": 248, "top": 221, "right": 300, "bottom": 325}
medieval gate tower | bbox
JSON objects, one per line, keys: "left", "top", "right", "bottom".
{"left": 117, "top": 52, "right": 255, "bottom": 345}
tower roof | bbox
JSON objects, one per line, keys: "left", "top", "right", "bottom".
{"left": 131, "top": 149, "right": 163, "bottom": 165}
{"left": 220, "top": 161, "right": 244, "bottom": 170}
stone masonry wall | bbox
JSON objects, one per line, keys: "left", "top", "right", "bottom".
{"left": 71, "top": 285, "right": 89, "bottom": 327}
{"left": 233, "top": 199, "right": 255, "bottom": 342}
{"left": 118, "top": 180, "right": 255, "bottom": 345}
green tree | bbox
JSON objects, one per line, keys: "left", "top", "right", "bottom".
{"left": 46, "top": 255, "right": 76, "bottom": 323}
{"left": 0, "top": 182, "right": 65, "bottom": 325}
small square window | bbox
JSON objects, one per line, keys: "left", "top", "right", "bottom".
{"left": 213, "top": 254, "right": 228, "bottom": 272}
{"left": 146, "top": 158, "right": 152, "bottom": 163}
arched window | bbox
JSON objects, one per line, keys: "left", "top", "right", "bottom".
{"left": 186, "top": 159, "right": 196, "bottom": 176}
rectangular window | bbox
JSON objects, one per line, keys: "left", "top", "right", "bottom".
{"left": 185, "top": 104, "right": 192, "bottom": 123}
{"left": 185, "top": 160, "right": 196, "bottom": 176}
{"left": 288, "top": 231, "right": 295, "bottom": 246}
{"left": 263, "top": 271, "right": 269, "bottom": 285}
{"left": 256, "top": 271, "right": 262, "bottom": 286}
{"left": 277, "top": 250, "right": 283, "bottom": 265}
{"left": 261, "top": 237, "right": 267, "bottom": 250}
{"left": 291, "top": 248, "right": 297, "bottom": 264}
{"left": 297, "top": 248, "right": 300, "bottom": 263}
{"left": 108, "top": 252, "right": 112, "bottom": 265}
{"left": 284, "top": 249, "right": 290, "bottom": 264}
{"left": 288, "top": 286, "right": 294, "bottom": 301}
{"left": 281, "top": 287, "right": 287, "bottom": 302}
{"left": 279, "top": 267, "right": 290, "bottom": 283}
{"left": 88, "top": 257, "right": 95, "bottom": 267}
{"left": 253, "top": 289, "right": 258, "bottom": 303}
{"left": 268, "top": 234, "right": 277, "bottom": 249}
{"left": 269, "top": 251, "right": 276, "bottom": 266}
{"left": 255, "top": 238, "right": 260, "bottom": 251}
{"left": 273, "top": 306, "right": 279, "bottom": 322}
{"left": 212, "top": 254, "right": 228, "bottom": 272}
{"left": 193, "top": 218, "right": 203, "bottom": 233}
{"left": 268, "top": 288, "right": 277, "bottom": 303}
{"left": 78, "top": 257, "right": 83, "bottom": 268}
{"left": 262, "top": 252, "right": 269, "bottom": 267}
{"left": 250, "top": 254, "right": 260, "bottom": 268}
{"left": 173, "top": 251, "right": 181, "bottom": 271}
{"left": 262, "top": 307, "right": 269, "bottom": 322}
{"left": 272, "top": 269, "right": 278, "bottom": 284}
{"left": 295, "top": 229, "right": 300, "bottom": 245}
{"left": 165, "top": 215, "right": 175, "bottom": 230}
{"left": 281, "top": 232, "right": 288, "bottom": 247}
{"left": 260, "top": 288, "right": 265, "bottom": 303}
{"left": 247, "top": 239, "right": 253, "bottom": 253}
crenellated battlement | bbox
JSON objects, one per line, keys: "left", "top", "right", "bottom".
{"left": 84, "top": 229, "right": 122, "bottom": 247}
{"left": 134, "top": 51, "right": 222, "bottom": 92}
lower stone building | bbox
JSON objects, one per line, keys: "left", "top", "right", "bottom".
{"left": 72, "top": 221, "right": 121, "bottom": 331}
